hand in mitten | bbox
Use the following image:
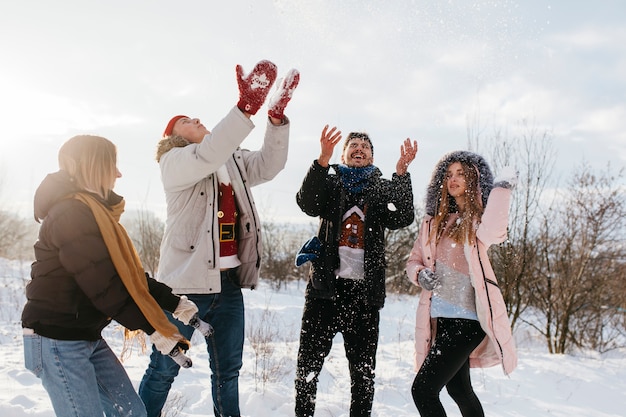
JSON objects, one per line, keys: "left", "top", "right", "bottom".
{"left": 172, "top": 296, "right": 198, "bottom": 325}
{"left": 295, "top": 235, "right": 322, "bottom": 267}
{"left": 418, "top": 268, "right": 438, "bottom": 291}
{"left": 150, "top": 331, "right": 193, "bottom": 368}
{"left": 236, "top": 60, "right": 277, "bottom": 115}
{"left": 168, "top": 344, "right": 193, "bottom": 369}
{"left": 268, "top": 69, "right": 300, "bottom": 120}
{"left": 494, "top": 166, "right": 518, "bottom": 190}
{"left": 188, "top": 314, "right": 214, "bottom": 338}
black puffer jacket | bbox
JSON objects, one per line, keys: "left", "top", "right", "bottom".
{"left": 296, "top": 161, "right": 415, "bottom": 309}
{"left": 21, "top": 171, "right": 180, "bottom": 341}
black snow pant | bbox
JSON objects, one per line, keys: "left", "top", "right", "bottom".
{"left": 295, "top": 278, "right": 380, "bottom": 417}
{"left": 411, "top": 317, "right": 487, "bottom": 417}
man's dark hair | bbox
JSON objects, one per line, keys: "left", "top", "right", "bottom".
{"left": 342, "top": 132, "right": 374, "bottom": 156}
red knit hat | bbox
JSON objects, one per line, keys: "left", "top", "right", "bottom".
{"left": 163, "top": 115, "right": 188, "bottom": 137}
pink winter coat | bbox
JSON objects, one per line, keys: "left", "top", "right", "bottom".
{"left": 406, "top": 187, "right": 518, "bottom": 376}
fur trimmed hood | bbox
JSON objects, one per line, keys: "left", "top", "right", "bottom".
{"left": 156, "top": 135, "right": 190, "bottom": 162}
{"left": 424, "top": 150, "right": 494, "bottom": 216}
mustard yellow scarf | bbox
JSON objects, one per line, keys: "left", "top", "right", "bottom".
{"left": 73, "top": 192, "right": 183, "bottom": 341}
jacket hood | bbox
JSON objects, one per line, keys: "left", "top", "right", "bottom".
{"left": 34, "top": 171, "right": 80, "bottom": 222}
{"left": 33, "top": 170, "right": 122, "bottom": 222}
{"left": 156, "top": 135, "right": 190, "bottom": 162}
{"left": 424, "top": 150, "right": 494, "bottom": 216}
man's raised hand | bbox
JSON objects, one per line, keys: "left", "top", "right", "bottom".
{"left": 318, "top": 125, "right": 342, "bottom": 168}
{"left": 396, "top": 138, "right": 418, "bottom": 176}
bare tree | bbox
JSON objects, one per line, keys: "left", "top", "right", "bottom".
{"left": 384, "top": 207, "right": 421, "bottom": 295}
{"left": 468, "top": 118, "right": 557, "bottom": 329}
{"left": 122, "top": 209, "right": 165, "bottom": 277}
{"left": 261, "top": 221, "right": 313, "bottom": 289}
{"left": 0, "top": 168, "right": 37, "bottom": 260}
{"left": 529, "top": 162, "right": 626, "bottom": 353}
{"left": 487, "top": 121, "right": 557, "bottom": 328}
{"left": 0, "top": 210, "right": 37, "bottom": 260}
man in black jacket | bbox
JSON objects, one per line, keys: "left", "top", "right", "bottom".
{"left": 294, "top": 125, "right": 418, "bottom": 417}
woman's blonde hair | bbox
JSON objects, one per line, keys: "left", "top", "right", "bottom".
{"left": 430, "top": 160, "right": 484, "bottom": 245}
{"left": 58, "top": 135, "right": 117, "bottom": 199}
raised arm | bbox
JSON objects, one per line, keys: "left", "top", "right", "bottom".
{"left": 396, "top": 138, "right": 418, "bottom": 176}
{"left": 317, "top": 125, "right": 342, "bottom": 167}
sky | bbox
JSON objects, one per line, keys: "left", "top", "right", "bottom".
{"left": 0, "top": 0, "right": 625, "bottom": 222}
{"left": 1, "top": 258, "right": 625, "bottom": 416}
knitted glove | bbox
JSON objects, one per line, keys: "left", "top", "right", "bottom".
{"left": 168, "top": 345, "right": 193, "bottom": 369}
{"left": 418, "top": 268, "right": 438, "bottom": 291}
{"left": 295, "top": 235, "right": 322, "bottom": 267}
{"left": 236, "top": 60, "right": 277, "bottom": 115}
{"left": 150, "top": 331, "right": 192, "bottom": 368}
{"left": 494, "top": 166, "right": 518, "bottom": 190}
{"left": 172, "top": 296, "right": 198, "bottom": 325}
{"left": 268, "top": 69, "right": 300, "bottom": 120}
{"left": 189, "top": 314, "right": 214, "bottom": 338}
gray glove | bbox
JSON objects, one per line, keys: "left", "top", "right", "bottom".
{"left": 189, "top": 314, "right": 214, "bottom": 338}
{"left": 494, "top": 166, "right": 518, "bottom": 190}
{"left": 418, "top": 268, "right": 438, "bottom": 291}
{"left": 172, "top": 297, "right": 214, "bottom": 338}
{"left": 168, "top": 345, "right": 192, "bottom": 369}
{"left": 150, "top": 331, "right": 192, "bottom": 368}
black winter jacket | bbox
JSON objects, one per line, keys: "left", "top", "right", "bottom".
{"left": 296, "top": 161, "right": 415, "bottom": 309}
{"left": 21, "top": 171, "right": 180, "bottom": 341}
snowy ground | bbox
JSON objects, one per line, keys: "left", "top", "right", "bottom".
{"left": 1, "top": 258, "right": 625, "bottom": 417}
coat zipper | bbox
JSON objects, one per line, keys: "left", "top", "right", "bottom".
{"left": 231, "top": 154, "right": 261, "bottom": 268}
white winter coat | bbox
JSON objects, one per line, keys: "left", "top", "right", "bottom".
{"left": 157, "top": 107, "right": 289, "bottom": 294}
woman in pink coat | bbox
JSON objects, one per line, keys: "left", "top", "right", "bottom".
{"left": 406, "top": 150, "right": 517, "bottom": 416}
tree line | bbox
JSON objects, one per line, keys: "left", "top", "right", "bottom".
{"left": 1, "top": 122, "right": 624, "bottom": 355}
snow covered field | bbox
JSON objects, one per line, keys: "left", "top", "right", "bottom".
{"left": 1, "top": 258, "right": 624, "bottom": 416}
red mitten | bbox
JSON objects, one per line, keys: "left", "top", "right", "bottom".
{"left": 268, "top": 69, "right": 300, "bottom": 120}
{"left": 236, "top": 60, "right": 277, "bottom": 115}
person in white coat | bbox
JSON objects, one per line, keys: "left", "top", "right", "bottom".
{"left": 139, "top": 60, "right": 299, "bottom": 417}
{"left": 406, "top": 150, "right": 518, "bottom": 417}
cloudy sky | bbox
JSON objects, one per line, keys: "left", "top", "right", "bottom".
{"left": 1, "top": 0, "right": 624, "bottom": 222}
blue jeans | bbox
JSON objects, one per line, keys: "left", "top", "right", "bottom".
{"left": 23, "top": 333, "right": 146, "bottom": 417}
{"left": 139, "top": 271, "right": 244, "bottom": 417}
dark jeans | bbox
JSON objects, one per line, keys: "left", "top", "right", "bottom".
{"left": 139, "top": 270, "right": 244, "bottom": 417}
{"left": 412, "top": 317, "right": 486, "bottom": 417}
{"left": 295, "top": 278, "right": 380, "bottom": 417}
